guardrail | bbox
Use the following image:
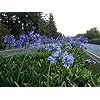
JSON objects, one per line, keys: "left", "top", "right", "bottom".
{"left": 84, "top": 49, "right": 100, "bottom": 63}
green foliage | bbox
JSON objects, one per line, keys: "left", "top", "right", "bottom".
{"left": 85, "top": 63, "right": 100, "bottom": 74}
{"left": 76, "top": 33, "right": 85, "bottom": 38}
{"left": 85, "top": 27, "right": 100, "bottom": 39}
{"left": 0, "top": 12, "right": 62, "bottom": 49}
{"left": 0, "top": 12, "right": 61, "bottom": 40}
{"left": 45, "top": 13, "right": 58, "bottom": 38}
{"left": 0, "top": 49, "right": 100, "bottom": 87}
{"left": 0, "top": 12, "right": 41, "bottom": 38}
{"left": 0, "top": 24, "right": 10, "bottom": 49}
{"left": 88, "top": 39, "right": 100, "bottom": 45}
{"left": 76, "top": 27, "right": 100, "bottom": 40}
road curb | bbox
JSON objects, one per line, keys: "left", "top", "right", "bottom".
{"left": 84, "top": 49, "right": 100, "bottom": 63}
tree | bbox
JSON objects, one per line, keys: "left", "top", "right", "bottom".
{"left": 76, "top": 33, "right": 85, "bottom": 38}
{"left": 0, "top": 12, "right": 43, "bottom": 38}
{"left": 29, "top": 12, "right": 47, "bottom": 36}
{"left": 0, "top": 12, "right": 61, "bottom": 39}
{"left": 85, "top": 27, "right": 100, "bottom": 39}
{"left": 46, "top": 13, "right": 57, "bottom": 38}
{"left": 0, "top": 24, "right": 10, "bottom": 49}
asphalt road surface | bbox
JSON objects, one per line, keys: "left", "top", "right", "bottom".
{"left": 86, "top": 43, "right": 100, "bottom": 57}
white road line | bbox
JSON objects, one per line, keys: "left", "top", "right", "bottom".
{"left": 84, "top": 49, "right": 100, "bottom": 63}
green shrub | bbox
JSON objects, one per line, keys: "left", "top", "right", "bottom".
{"left": 88, "top": 39, "right": 100, "bottom": 45}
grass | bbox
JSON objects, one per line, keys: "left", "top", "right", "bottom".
{"left": 0, "top": 49, "right": 100, "bottom": 87}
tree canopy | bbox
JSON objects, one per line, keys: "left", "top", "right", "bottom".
{"left": 76, "top": 27, "right": 100, "bottom": 39}
{"left": 85, "top": 27, "right": 100, "bottom": 39}
{"left": 0, "top": 12, "right": 62, "bottom": 39}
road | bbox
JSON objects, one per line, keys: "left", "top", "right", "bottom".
{"left": 86, "top": 43, "right": 100, "bottom": 57}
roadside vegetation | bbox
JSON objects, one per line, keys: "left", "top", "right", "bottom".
{"left": 0, "top": 47, "right": 100, "bottom": 87}
{"left": 76, "top": 27, "right": 100, "bottom": 45}
{"left": 0, "top": 12, "right": 100, "bottom": 87}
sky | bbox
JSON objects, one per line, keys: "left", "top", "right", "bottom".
{"left": 1, "top": 0, "right": 100, "bottom": 36}
{"left": 51, "top": 0, "right": 100, "bottom": 36}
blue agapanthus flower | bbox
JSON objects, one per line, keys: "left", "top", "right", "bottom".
{"left": 19, "top": 34, "right": 28, "bottom": 41}
{"left": 79, "top": 43, "right": 87, "bottom": 49}
{"left": 2, "top": 31, "right": 88, "bottom": 53}
{"left": 15, "top": 40, "right": 22, "bottom": 48}
{"left": 28, "top": 32, "right": 34, "bottom": 38}
{"left": 62, "top": 53, "right": 74, "bottom": 68}
{"left": 47, "top": 56, "right": 56, "bottom": 64}
{"left": 47, "top": 50, "right": 74, "bottom": 68}
{"left": 19, "top": 34, "right": 28, "bottom": 42}
{"left": 43, "top": 44, "right": 54, "bottom": 51}
{"left": 52, "top": 50, "right": 61, "bottom": 57}
{"left": 2, "top": 35, "right": 16, "bottom": 48}
{"left": 61, "top": 51, "right": 69, "bottom": 59}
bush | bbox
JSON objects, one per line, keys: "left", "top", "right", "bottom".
{"left": 88, "top": 39, "right": 100, "bottom": 45}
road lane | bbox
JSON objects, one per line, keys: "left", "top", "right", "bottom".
{"left": 86, "top": 43, "right": 100, "bottom": 57}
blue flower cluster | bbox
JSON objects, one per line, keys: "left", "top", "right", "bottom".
{"left": 3, "top": 35, "right": 16, "bottom": 48}
{"left": 2, "top": 32, "right": 88, "bottom": 50}
{"left": 2, "top": 33, "right": 48, "bottom": 48}
{"left": 2, "top": 32, "right": 88, "bottom": 68}
{"left": 42, "top": 43, "right": 61, "bottom": 52}
{"left": 48, "top": 50, "right": 74, "bottom": 68}
{"left": 61, "top": 37, "right": 88, "bottom": 49}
